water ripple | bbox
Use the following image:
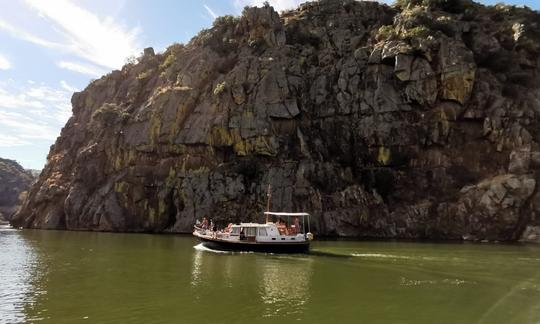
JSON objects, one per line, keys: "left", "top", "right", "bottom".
{"left": 0, "top": 226, "right": 45, "bottom": 323}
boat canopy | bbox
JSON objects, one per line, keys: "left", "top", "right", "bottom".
{"left": 231, "top": 223, "right": 273, "bottom": 227}
{"left": 263, "top": 212, "right": 310, "bottom": 216}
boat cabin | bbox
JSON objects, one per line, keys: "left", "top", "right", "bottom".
{"left": 228, "top": 222, "right": 304, "bottom": 243}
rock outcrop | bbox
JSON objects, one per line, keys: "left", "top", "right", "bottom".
{"left": 12, "top": 0, "right": 540, "bottom": 241}
{"left": 0, "top": 158, "right": 34, "bottom": 221}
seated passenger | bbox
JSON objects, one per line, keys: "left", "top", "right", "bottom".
{"left": 289, "top": 225, "right": 296, "bottom": 235}
{"left": 277, "top": 221, "right": 287, "bottom": 235}
{"left": 202, "top": 217, "right": 208, "bottom": 230}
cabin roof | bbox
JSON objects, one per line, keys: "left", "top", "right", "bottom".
{"left": 232, "top": 223, "right": 275, "bottom": 227}
{"left": 263, "top": 212, "right": 309, "bottom": 216}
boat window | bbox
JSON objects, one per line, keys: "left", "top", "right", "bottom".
{"left": 258, "top": 228, "right": 268, "bottom": 236}
{"left": 245, "top": 227, "right": 257, "bottom": 237}
{"left": 231, "top": 227, "right": 240, "bottom": 235}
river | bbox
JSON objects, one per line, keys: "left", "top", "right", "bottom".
{"left": 1, "top": 225, "right": 539, "bottom": 323}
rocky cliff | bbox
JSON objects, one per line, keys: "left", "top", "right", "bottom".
{"left": 0, "top": 158, "right": 34, "bottom": 221}
{"left": 12, "top": 0, "right": 540, "bottom": 242}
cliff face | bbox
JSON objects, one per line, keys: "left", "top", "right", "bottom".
{"left": 0, "top": 158, "right": 34, "bottom": 221}
{"left": 12, "top": 0, "right": 540, "bottom": 241}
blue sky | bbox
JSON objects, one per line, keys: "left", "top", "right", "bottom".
{"left": 0, "top": 0, "right": 538, "bottom": 169}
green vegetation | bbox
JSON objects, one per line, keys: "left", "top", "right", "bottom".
{"left": 158, "top": 43, "right": 185, "bottom": 81}
{"left": 376, "top": 25, "right": 397, "bottom": 41}
{"left": 377, "top": 146, "right": 391, "bottom": 166}
{"left": 160, "top": 52, "right": 177, "bottom": 70}
{"left": 191, "top": 15, "right": 239, "bottom": 55}
{"left": 212, "top": 15, "right": 239, "bottom": 29}
{"left": 376, "top": 24, "right": 433, "bottom": 42}
{"left": 193, "top": 28, "right": 212, "bottom": 46}
{"left": 402, "top": 26, "right": 433, "bottom": 39}
{"left": 91, "top": 103, "right": 129, "bottom": 126}
{"left": 213, "top": 81, "right": 227, "bottom": 95}
{"left": 137, "top": 69, "right": 154, "bottom": 81}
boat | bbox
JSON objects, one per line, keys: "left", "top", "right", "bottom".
{"left": 193, "top": 185, "right": 314, "bottom": 253}
{"left": 193, "top": 212, "right": 313, "bottom": 253}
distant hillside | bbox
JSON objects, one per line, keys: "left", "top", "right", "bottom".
{"left": 0, "top": 158, "right": 35, "bottom": 221}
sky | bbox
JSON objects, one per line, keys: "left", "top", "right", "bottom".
{"left": 0, "top": 0, "right": 538, "bottom": 170}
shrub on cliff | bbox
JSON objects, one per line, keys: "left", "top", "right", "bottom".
{"left": 377, "top": 25, "right": 397, "bottom": 41}
{"left": 212, "top": 15, "right": 239, "bottom": 29}
{"left": 213, "top": 81, "right": 227, "bottom": 95}
{"left": 160, "top": 43, "right": 184, "bottom": 69}
{"left": 91, "top": 103, "right": 128, "bottom": 126}
{"left": 191, "top": 15, "right": 240, "bottom": 55}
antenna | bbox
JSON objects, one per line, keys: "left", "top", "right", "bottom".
{"left": 265, "top": 184, "right": 272, "bottom": 223}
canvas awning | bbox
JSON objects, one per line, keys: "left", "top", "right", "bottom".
{"left": 263, "top": 212, "right": 309, "bottom": 216}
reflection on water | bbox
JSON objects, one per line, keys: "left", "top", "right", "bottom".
{"left": 257, "top": 257, "right": 312, "bottom": 319}
{"left": 1, "top": 230, "right": 540, "bottom": 323}
{"left": 190, "top": 244, "right": 245, "bottom": 289}
{"left": 191, "top": 243, "right": 313, "bottom": 320}
{"left": 0, "top": 225, "right": 46, "bottom": 323}
{"left": 190, "top": 249, "right": 203, "bottom": 288}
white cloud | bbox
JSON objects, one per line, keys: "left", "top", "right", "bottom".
{"left": 0, "top": 82, "right": 73, "bottom": 148}
{"left": 0, "top": 87, "right": 44, "bottom": 110}
{"left": 0, "top": 19, "right": 64, "bottom": 49}
{"left": 0, "top": 0, "right": 142, "bottom": 73}
{"left": 234, "top": 0, "right": 304, "bottom": 12}
{"left": 24, "top": 0, "right": 141, "bottom": 69}
{"left": 0, "top": 54, "right": 11, "bottom": 70}
{"left": 0, "top": 134, "right": 31, "bottom": 147}
{"left": 0, "top": 111, "right": 60, "bottom": 141}
{"left": 57, "top": 61, "right": 107, "bottom": 77}
{"left": 60, "top": 80, "right": 79, "bottom": 93}
{"left": 27, "top": 86, "right": 64, "bottom": 101}
{"left": 204, "top": 4, "right": 218, "bottom": 19}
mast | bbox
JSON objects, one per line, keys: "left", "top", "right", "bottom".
{"left": 265, "top": 184, "right": 272, "bottom": 223}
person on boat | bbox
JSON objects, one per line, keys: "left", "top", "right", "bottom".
{"left": 212, "top": 222, "right": 217, "bottom": 238}
{"left": 212, "top": 224, "right": 217, "bottom": 238}
{"left": 202, "top": 217, "right": 208, "bottom": 230}
{"left": 277, "top": 219, "right": 287, "bottom": 235}
{"left": 240, "top": 229, "right": 245, "bottom": 240}
{"left": 293, "top": 217, "right": 300, "bottom": 234}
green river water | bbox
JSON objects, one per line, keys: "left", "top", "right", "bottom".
{"left": 1, "top": 224, "right": 540, "bottom": 324}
